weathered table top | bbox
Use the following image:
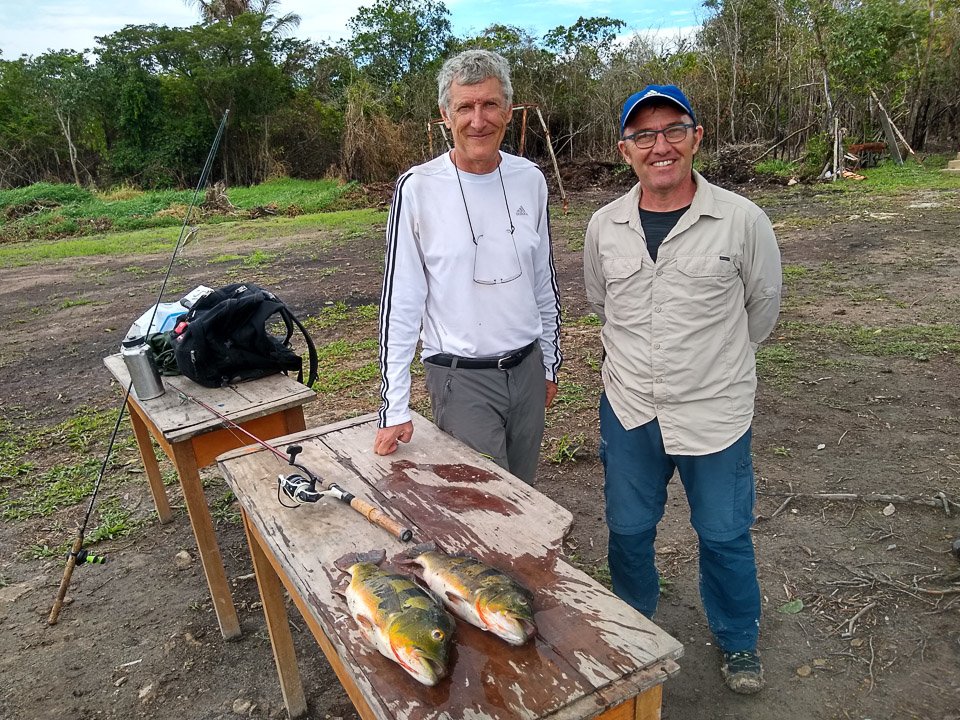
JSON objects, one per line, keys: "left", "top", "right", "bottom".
{"left": 103, "top": 353, "right": 315, "bottom": 444}
{"left": 218, "top": 411, "right": 682, "bottom": 720}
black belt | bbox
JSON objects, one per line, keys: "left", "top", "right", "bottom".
{"left": 424, "top": 342, "right": 537, "bottom": 371}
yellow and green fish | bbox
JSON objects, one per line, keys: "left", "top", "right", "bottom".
{"left": 403, "top": 542, "right": 537, "bottom": 646}
{"left": 335, "top": 550, "right": 455, "bottom": 686}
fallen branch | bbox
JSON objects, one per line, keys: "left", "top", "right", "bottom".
{"left": 757, "top": 490, "right": 959, "bottom": 513}
{"left": 828, "top": 600, "right": 876, "bottom": 637}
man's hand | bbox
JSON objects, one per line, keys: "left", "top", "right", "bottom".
{"left": 545, "top": 380, "right": 558, "bottom": 408}
{"left": 374, "top": 421, "right": 414, "bottom": 456}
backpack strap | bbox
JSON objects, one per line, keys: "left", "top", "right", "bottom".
{"left": 280, "top": 307, "right": 318, "bottom": 387}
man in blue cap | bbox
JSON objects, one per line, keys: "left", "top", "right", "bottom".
{"left": 583, "top": 85, "right": 782, "bottom": 693}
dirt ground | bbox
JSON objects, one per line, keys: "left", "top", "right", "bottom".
{"left": 1, "top": 167, "right": 959, "bottom": 720}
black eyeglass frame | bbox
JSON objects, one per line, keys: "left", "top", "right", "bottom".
{"left": 621, "top": 122, "right": 696, "bottom": 149}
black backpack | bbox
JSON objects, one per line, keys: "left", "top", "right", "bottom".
{"left": 172, "top": 283, "right": 318, "bottom": 389}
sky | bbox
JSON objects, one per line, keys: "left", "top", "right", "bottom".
{"left": 0, "top": 0, "right": 705, "bottom": 59}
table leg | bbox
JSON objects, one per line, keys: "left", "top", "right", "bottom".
{"left": 283, "top": 407, "right": 307, "bottom": 433}
{"left": 127, "top": 404, "right": 173, "bottom": 524}
{"left": 171, "top": 441, "right": 241, "bottom": 640}
{"left": 596, "top": 683, "right": 663, "bottom": 720}
{"left": 243, "top": 512, "right": 308, "bottom": 718}
{"left": 634, "top": 684, "right": 662, "bottom": 720}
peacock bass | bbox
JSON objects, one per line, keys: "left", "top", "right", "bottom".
{"left": 335, "top": 550, "right": 455, "bottom": 686}
{"left": 403, "top": 542, "right": 537, "bottom": 646}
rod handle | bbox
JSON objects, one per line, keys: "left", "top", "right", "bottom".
{"left": 48, "top": 535, "right": 84, "bottom": 625}
{"left": 348, "top": 497, "right": 413, "bottom": 542}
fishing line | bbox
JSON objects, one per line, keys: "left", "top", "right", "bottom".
{"left": 48, "top": 110, "right": 231, "bottom": 626}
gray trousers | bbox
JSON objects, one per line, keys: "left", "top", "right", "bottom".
{"left": 424, "top": 347, "right": 546, "bottom": 483}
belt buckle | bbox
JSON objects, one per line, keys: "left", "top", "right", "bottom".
{"left": 497, "top": 353, "right": 513, "bottom": 370}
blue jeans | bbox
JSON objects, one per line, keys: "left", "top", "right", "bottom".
{"left": 599, "top": 394, "right": 760, "bottom": 653}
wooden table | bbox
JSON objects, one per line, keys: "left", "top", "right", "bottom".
{"left": 104, "top": 353, "right": 315, "bottom": 639}
{"left": 218, "top": 411, "right": 683, "bottom": 719}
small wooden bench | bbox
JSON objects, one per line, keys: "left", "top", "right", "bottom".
{"left": 104, "top": 354, "right": 315, "bottom": 639}
{"left": 218, "top": 411, "right": 683, "bottom": 718}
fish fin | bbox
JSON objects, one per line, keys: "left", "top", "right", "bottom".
{"left": 445, "top": 590, "right": 469, "bottom": 607}
{"left": 404, "top": 540, "right": 438, "bottom": 559}
{"left": 333, "top": 549, "right": 386, "bottom": 572}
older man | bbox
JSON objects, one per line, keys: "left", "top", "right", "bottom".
{"left": 374, "top": 49, "right": 562, "bottom": 484}
{"left": 584, "top": 85, "right": 782, "bottom": 693}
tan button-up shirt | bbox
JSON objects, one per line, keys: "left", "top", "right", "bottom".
{"left": 583, "top": 171, "right": 782, "bottom": 455}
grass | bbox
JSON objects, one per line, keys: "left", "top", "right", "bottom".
{"left": 779, "top": 320, "right": 960, "bottom": 361}
{"left": 0, "top": 179, "right": 356, "bottom": 244}
{"left": 546, "top": 433, "right": 586, "bottom": 464}
{"left": 0, "top": 207, "right": 387, "bottom": 269}
{"left": 1, "top": 458, "right": 100, "bottom": 520}
{"left": 756, "top": 343, "right": 802, "bottom": 389}
{"left": 304, "top": 302, "right": 379, "bottom": 331}
{"left": 311, "top": 338, "right": 380, "bottom": 394}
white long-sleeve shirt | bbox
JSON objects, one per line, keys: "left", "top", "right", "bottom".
{"left": 583, "top": 172, "right": 782, "bottom": 455}
{"left": 378, "top": 151, "right": 562, "bottom": 428}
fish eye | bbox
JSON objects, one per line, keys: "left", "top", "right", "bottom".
{"left": 431, "top": 629, "right": 445, "bottom": 641}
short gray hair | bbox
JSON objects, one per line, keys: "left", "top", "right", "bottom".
{"left": 437, "top": 49, "right": 514, "bottom": 113}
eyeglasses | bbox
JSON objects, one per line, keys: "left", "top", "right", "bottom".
{"left": 473, "top": 229, "right": 522, "bottom": 285}
{"left": 454, "top": 162, "right": 523, "bottom": 285}
{"left": 622, "top": 123, "right": 695, "bottom": 149}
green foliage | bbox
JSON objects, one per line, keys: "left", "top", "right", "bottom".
{"left": 211, "top": 491, "right": 242, "bottom": 525}
{"left": 310, "top": 338, "right": 380, "bottom": 393}
{"left": 0, "top": 179, "right": 353, "bottom": 244}
{"left": 569, "top": 314, "right": 602, "bottom": 327}
{"left": 348, "top": 0, "right": 452, "bottom": 87}
{"left": 0, "top": 182, "right": 93, "bottom": 210}
{"left": 801, "top": 133, "right": 831, "bottom": 179}
{"left": 779, "top": 320, "right": 960, "bottom": 361}
{"left": 546, "top": 433, "right": 586, "bottom": 464}
{"left": 756, "top": 343, "right": 801, "bottom": 389}
{"left": 1, "top": 0, "right": 958, "bottom": 186}
{"left": 754, "top": 159, "right": 797, "bottom": 179}
{"left": 87, "top": 500, "right": 139, "bottom": 543}
{"left": 1, "top": 458, "right": 101, "bottom": 520}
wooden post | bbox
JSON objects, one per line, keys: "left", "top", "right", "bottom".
{"left": 870, "top": 89, "right": 917, "bottom": 163}
{"left": 871, "top": 92, "right": 903, "bottom": 166}
{"left": 426, "top": 122, "right": 433, "bottom": 160}
{"left": 830, "top": 116, "right": 840, "bottom": 182}
{"left": 534, "top": 105, "right": 568, "bottom": 212}
{"left": 519, "top": 106, "right": 529, "bottom": 157}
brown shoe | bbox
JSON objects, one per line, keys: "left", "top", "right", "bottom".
{"left": 720, "top": 651, "right": 764, "bottom": 694}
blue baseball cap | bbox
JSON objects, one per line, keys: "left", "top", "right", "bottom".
{"left": 620, "top": 85, "right": 697, "bottom": 136}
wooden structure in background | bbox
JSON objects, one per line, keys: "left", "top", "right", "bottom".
{"left": 427, "top": 103, "right": 568, "bottom": 211}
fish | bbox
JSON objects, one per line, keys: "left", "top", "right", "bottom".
{"left": 403, "top": 542, "right": 536, "bottom": 646}
{"left": 334, "top": 549, "right": 455, "bottom": 687}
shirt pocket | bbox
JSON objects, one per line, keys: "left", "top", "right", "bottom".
{"left": 675, "top": 255, "right": 741, "bottom": 305}
{"left": 601, "top": 257, "right": 645, "bottom": 324}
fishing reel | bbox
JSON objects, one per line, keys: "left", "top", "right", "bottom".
{"left": 277, "top": 444, "right": 359, "bottom": 511}
{"left": 278, "top": 445, "right": 322, "bottom": 507}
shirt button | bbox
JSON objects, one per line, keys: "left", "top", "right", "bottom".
{"left": 656, "top": 377, "right": 663, "bottom": 383}
{"left": 654, "top": 343, "right": 661, "bottom": 350}
{"left": 655, "top": 306, "right": 662, "bottom": 313}
{"left": 656, "top": 269, "right": 663, "bottom": 276}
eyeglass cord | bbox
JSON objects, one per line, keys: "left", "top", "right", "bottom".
{"left": 453, "top": 155, "right": 515, "bottom": 245}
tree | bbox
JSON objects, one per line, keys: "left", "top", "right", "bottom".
{"left": 183, "top": 0, "right": 301, "bottom": 36}
{"left": 28, "top": 51, "right": 95, "bottom": 186}
{"left": 347, "top": 0, "right": 453, "bottom": 88}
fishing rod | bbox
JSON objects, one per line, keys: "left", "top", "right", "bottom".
{"left": 48, "top": 110, "right": 231, "bottom": 626}
{"left": 166, "top": 381, "right": 414, "bottom": 543}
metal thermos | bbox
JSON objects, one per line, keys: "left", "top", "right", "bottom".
{"left": 121, "top": 337, "right": 165, "bottom": 400}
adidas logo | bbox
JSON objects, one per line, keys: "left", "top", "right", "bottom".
{"left": 515, "top": 205, "right": 528, "bottom": 216}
